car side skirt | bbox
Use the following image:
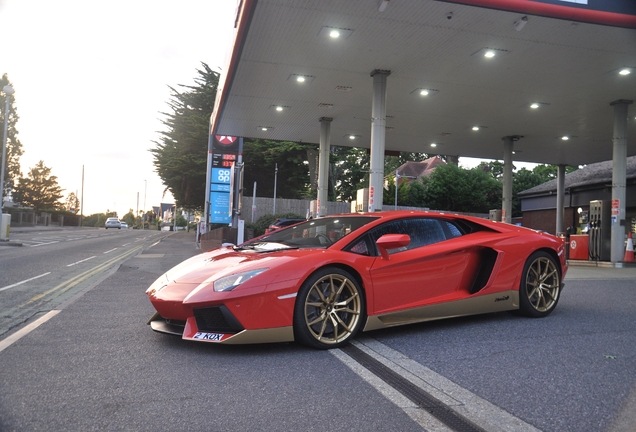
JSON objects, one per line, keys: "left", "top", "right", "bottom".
{"left": 363, "top": 290, "right": 519, "bottom": 331}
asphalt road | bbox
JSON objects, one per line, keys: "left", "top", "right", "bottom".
{"left": 0, "top": 229, "right": 635, "bottom": 431}
{"left": 0, "top": 227, "right": 170, "bottom": 339}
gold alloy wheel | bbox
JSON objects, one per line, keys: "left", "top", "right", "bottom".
{"left": 303, "top": 274, "right": 361, "bottom": 345}
{"left": 524, "top": 256, "right": 560, "bottom": 313}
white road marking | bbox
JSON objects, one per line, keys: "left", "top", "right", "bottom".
{"left": 0, "top": 272, "right": 52, "bottom": 292}
{"left": 30, "top": 241, "right": 60, "bottom": 247}
{"left": 0, "top": 310, "right": 60, "bottom": 353}
{"left": 333, "top": 337, "right": 541, "bottom": 432}
{"left": 103, "top": 248, "right": 118, "bottom": 254}
{"left": 66, "top": 256, "right": 97, "bottom": 267}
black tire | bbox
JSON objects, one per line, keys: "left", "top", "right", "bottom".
{"left": 519, "top": 251, "right": 561, "bottom": 318}
{"left": 293, "top": 267, "right": 365, "bottom": 349}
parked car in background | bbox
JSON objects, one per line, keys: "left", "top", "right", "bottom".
{"left": 266, "top": 217, "right": 305, "bottom": 233}
{"left": 120, "top": 222, "right": 128, "bottom": 229}
{"left": 105, "top": 218, "right": 122, "bottom": 229}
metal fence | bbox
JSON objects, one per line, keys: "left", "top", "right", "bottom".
{"left": 240, "top": 197, "right": 488, "bottom": 222}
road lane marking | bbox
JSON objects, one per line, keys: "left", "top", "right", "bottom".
{"left": 0, "top": 273, "right": 52, "bottom": 292}
{"left": 103, "top": 248, "right": 118, "bottom": 254}
{"left": 66, "top": 256, "right": 97, "bottom": 267}
{"left": 23, "top": 246, "right": 143, "bottom": 306}
{"left": 30, "top": 241, "right": 60, "bottom": 247}
{"left": 0, "top": 310, "right": 60, "bottom": 353}
{"left": 333, "top": 337, "right": 541, "bottom": 432}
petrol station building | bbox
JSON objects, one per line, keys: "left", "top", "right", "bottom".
{"left": 207, "top": 0, "right": 635, "bottom": 263}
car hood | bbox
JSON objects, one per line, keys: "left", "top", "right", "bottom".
{"left": 161, "top": 245, "right": 295, "bottom": 285}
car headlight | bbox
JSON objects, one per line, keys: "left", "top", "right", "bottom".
{"left": 213, "top": 268, "right": 269, "bottom": 292}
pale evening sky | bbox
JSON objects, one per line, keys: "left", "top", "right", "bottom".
{"left": 1, "top": 0, "right": 237, "bottom": 217}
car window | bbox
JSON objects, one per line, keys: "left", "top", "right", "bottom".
{"left": 251, "top": 216, "right": 379, "bottom": 249}
{"left": 355, "top": 217, "right": 464, "bottom": 256}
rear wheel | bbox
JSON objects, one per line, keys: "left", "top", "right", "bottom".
{"left": 294, "top": 267, "right": 364, "bottom": 349}
{"left": 519, "top": 251, "right": 561, "bottom": 317}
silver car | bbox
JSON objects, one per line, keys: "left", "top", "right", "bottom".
{"left": 105, "top": 218, "right": 122, "bottom": 229}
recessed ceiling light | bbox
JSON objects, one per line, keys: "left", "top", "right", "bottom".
{"left": 319, "top": 26, "right": 354, "bottom": 40}
{"left": 472, "top": 126, "right": 480, "bottom": 131}
{"left": 431, "top": 143, "right": 437, "bottom": 147}
{"left": 411, "top": 88, "right": 438, "bottom": 96}
{"left": 561, "top": 136, "right": 569, "bottom": 141}
{"left": 258, "top": 126, "right": 273, "bottom": 131}
{"left": 619, "top": 68, "right": 631, "bottom": 76}
{"left": 472, "top": 48, "right": 509, "bottom": 58}
{"left": 289, "top": 74, "right": 315, "bottom": 83}
{"left": 271, "top": 105, "right": 290, "bottom": 112}
{"left": 530, "top": 103, "right": 540, "bottom": 109}
{"left": 345, "top": 134, "right": 361, "bottom": 140}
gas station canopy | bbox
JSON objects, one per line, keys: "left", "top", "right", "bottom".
{"left": 212, "top": 0, "right": 636, "bottom": 167}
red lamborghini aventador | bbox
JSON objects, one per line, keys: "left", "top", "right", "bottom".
{"left": 146, "top": 211, "right": 567, "bottom": 349}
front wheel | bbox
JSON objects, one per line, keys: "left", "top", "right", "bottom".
{"left": 519, "top": 251, "right": 561, "bottom": 318}
{"left": 294, "top": 267, "right": 365, "bottom": 349}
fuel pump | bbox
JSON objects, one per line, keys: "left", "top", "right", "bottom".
{"left": 588, "top": 200, "right": 610, "bottom": 261}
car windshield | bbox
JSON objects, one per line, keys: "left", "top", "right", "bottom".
{"left": 239, "top": 216, "right": 378, "bottom": 251}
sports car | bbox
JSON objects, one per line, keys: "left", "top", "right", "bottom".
{"left": 146, "top": 211, "right": 567, "bottom": 349}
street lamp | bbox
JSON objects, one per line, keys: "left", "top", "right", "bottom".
{"left": 1, "top": 85, "right": 14, "bottom": 213}
{"left": 273, "top": 163, "right": 278, "bottom": 214}
{"left": 143, "top": 179, "right": 147, "bottom": 230}
{"left": 394, "top": 169, "right": 417, "bottom": 207}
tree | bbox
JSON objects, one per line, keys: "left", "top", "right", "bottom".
{"left": 329, "top": 146, "right": 370, "bottom": 202}
{"left": 242, "top": 139, "right": 314, "bottom": 199}
{"left": 121, "top": 209, "right": 135, "bottom": 226}
{"left": 64, "top": 192, "right": 80, "bottom": 213}
{"left": 13, "top": 161, "right": 64, "bottom": 211}
{"left": 422, "top": 164, "right": 501, "bottom": 213}
{"left": 0, "top": 74, "right": 24, "bottom": 200}
{"left": 151, "top": 63, "right": 220, "bottom": 212}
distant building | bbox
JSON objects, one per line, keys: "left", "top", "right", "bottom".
{"left": 391, "top": 156, "right": 447, "bottom": 186}
{"left": 158, "top": 203, "right": 175, "bottom": 221}
{"left": 518, "top": 157, "right": 636, "bottom": 234}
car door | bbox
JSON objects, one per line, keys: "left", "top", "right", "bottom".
{"left": 366, "top": 218, "right": 472, "bottom": 315}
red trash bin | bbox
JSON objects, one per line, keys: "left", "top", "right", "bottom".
{"left": 569, "top": 234, "right": 589, "bottom": 260}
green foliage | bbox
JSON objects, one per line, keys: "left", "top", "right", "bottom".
{"left": 64, "top": 192, "right": 80, "bottom": 213}
{"left": 246, "top": 212, "right": 304, "bottom": 237}
{"left": 12, "top": 160, "right": 64, "bottom": 212}
{"left": 242, "top": 139, "right": 314, "bottom": 199}
{"left": 121, "top": 210, "right": 135, "bottom": 226}
{"left": 175, "top": 214, "right": 188, "bottom": 227}
{"left": 0, "top": 74, "right": 24, "bottom": 199}
{"left": 422, "top": 164, "right": 501, "bottom": 213}
{"left": 151, "top": 63, "right": 220, "bottom": 212}
{"left": 329, "top": 146, "right": 370, "bottom": 202}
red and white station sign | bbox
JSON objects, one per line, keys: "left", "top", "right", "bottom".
{"left": 215, "top": 135, "right": 237, "bottom": 145}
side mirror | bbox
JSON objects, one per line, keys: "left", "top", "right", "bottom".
{"left": 376, "top": 234, "right": 411, "bottom": 260}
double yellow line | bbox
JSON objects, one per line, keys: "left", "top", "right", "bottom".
{"left": 24, "top": 246, "right": 143, "bottom": 306}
